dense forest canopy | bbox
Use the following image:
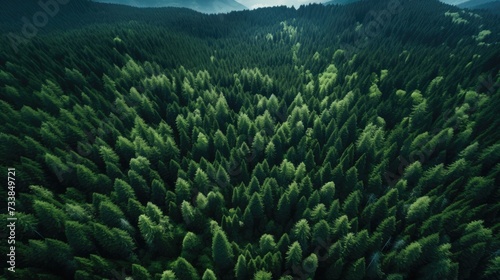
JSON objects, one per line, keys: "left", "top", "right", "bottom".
{"left": 1, "top": 0, "right": 499, "bottom": 279}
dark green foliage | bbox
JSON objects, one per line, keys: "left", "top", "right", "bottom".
{"left": 285, "top": 241, "right": 303, "bottom": 268}
{"left": 182, "top": 232, "right": 202, "bottom": 262}
{"left": 92, "top": 223, "right": 135, "bottom": 259}
{"left": 33, "top": 200, "right": 67, "bottom": 237}
{"left": 65, "top": 221, "right": 94, "bottom": 256}
{"left": 132, "top": 263, "right": 151, "bottom": 280}
{"left": 172, "top": 257, "right": 200, "bottom": 280}
{"left": 302, "top": 253, "right": 319, "bottom": 276}
{"left": 235, "top": 255, "right": 249, "bottom": 280}
{"left": 1, "top": 0, "right": 499, "bottom": 278}
{"left": 212, "top": 230, "right": 234, "bottom": 271}
{"left": 346, "top": 257, "right": 366, "bottom": 280}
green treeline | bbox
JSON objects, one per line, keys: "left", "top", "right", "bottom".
{"left": 0, "top": 0, "right": 499, "bottom": 279}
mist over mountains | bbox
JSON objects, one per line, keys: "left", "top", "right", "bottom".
{"left": 92, "top": 0, "right": 247, "bottom": 13}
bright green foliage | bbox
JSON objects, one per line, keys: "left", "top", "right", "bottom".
{"left": 202, "top": 269, "right": 217, "bottom": 280}
{"left": 193, "top": 132, "right": 209, "bottom": 160}
{"left": 181, "top": 200, "right": 196, "bottom": 226}
{"left": 397, "top": 241, "right": 423, "bottom": 271}
{"left": 253, "top": 270, "right": 272, "bottom": 280}
{"left": 406, "top": 196, "right": 431, "bottom": 223}
{"left": 182, "top": 232, "right": 202, "bottom": 261}
{"left": 160, "top": 270, "right": 178, "bottom": 280}
{"left": 302, "top": 253, "right": 318, "bottom": 275}
{"left": 259, "top": 234, "right": 277, "bottom": 254}
{"left": 172, "top": 257, "right": 200, "bottom": 280}
{"left": 138, "top": 214, "right": 158, "bottom": 245}
{"left": 285, "top": 241, "right": 303, "bottom": 268}
{"left": 292, "top": 219, "right": 311, "bottom": 250}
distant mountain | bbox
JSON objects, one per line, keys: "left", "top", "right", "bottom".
{"left": 440, "top": 0, "right": 469, "bottom": 5}
{"left": 458, "top": 0, "right": 500, "bottom": 8}
{"left": 324, "top": 0, "right": 471, "bottom": 6}
{"left": 324, "top": 0, "right": 362, "bottom": 5}
{"left": 92, "top": 0, "right": 247, "bottom": 13}
{"left": 323, "top": 0, "right": 500, "bottom": 11}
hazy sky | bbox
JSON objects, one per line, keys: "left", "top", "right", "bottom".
{"left": 236, "top": 0, "right": 329, "bottom": 9}
{"left": 236, "top": 0, "right": 467, "bottom": 9}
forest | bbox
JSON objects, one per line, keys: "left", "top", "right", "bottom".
{"left": 0, "top": 0, "right": 499, "bottom": 279}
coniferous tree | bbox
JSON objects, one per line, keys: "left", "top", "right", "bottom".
{"left": 285, "top": 241, "right": 302, "bottom": 269}
{"left": 202, "top": 269, "right": 217, "bottom": 280}
{"left": 212, "top": 229, "right": 234, "bottom": 271}
{"left": 170, "top": 257, "right": 198, "bottom": 280}
{"left": 235, "top": 254, "right": 249, "bottom": 280}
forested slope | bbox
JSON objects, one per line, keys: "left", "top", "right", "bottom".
{"left": 1, "top": 0, "right": 499, "bottom": 279}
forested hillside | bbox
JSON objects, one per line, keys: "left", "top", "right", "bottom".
{"left": 91, "top": 0, "right": 247, "bottom": 14}
{"left": 1, "top": 0, "right": 499, "bottom": 279}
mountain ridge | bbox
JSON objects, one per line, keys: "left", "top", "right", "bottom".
{"left": 92, "top": 0, "right": 247, "bottom": 13}
{"left": 458, "top": 0, "right": 500, "bottom": 8}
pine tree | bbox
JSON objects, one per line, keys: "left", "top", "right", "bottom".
{"left": 160, "top": 270, "right": 177, "bottom": 280}
{"left": 181, "top": 232, "right": 202, "bottom": 262}
{"left": 253, "top": 270, "right": 272, "bottom": 280}
{"left": 285, "top": 241, "right": 303, "bottom": 268}
{"left": 397, "top": 241, "right": 422, "bottom": 271}
{"left": 99, "top": 200, "right": 126, "bottom": 229}
{"left": 302, "top": 253, "right": 318, "bottom": 276}
{"left": 292, "top": 219, "right": 311, "bottom": 250}
{"left": 172, "top": 257, "right": 200, "bottom": 280}
{"left": 92, "top": 222, "right": 135, "bottom": 259}
{"left": 112, "top": 178, "right": 136, "bottom": 207}
{"left": 33, "top": 200, "right": 67, "bottom": 237}
{"left": 65, "top": 221, "right": 94, "bottom": 256}
{"left": 151, "top": 179, "right": 167, "bottom": 207}
{"left": 235, "top": 254, "right": 248, "bottom": 280}
{"left": 212, "top": 230, "right": 234, "bottom": 271}
{"left": 132, "top": 264, "right": 152, "bottom": 280}
{"left": 259, "top": 234, "right": 277, "bottom": 255}
{"left": 346, "top": 257, "right": 366, "bottom": 280}
{"left": 276, "top": 193, "right": 291, "bottom": 225}
{"left": 194, "top": 168, "right": 210, "bottom": 194}
{"left": 406, "top": 196, "right": 431, "bottom": 223}
{"left": 202, "top": 269, "right": 217, "bottom": 280}
{"left": 175, "top": 177, "right": 192, "bottom": 204}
